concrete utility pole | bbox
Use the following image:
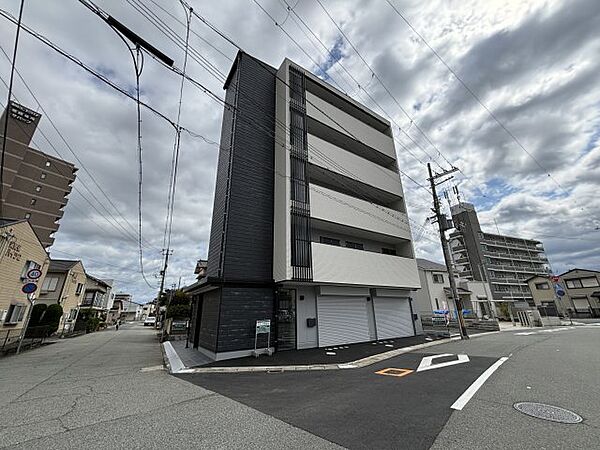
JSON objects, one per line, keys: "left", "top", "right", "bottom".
{"left": 427, "top": 163, "right": 469, "bottom": 340}
{"left": 156, "top": 249, "right": 173, "bottom": 329}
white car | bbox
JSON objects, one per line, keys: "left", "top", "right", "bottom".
{"left": 143, "top": 316, "right": 156, "bottom": 326}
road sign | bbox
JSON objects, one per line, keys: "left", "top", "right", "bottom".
{"left": 26, "top": 268, "right": 42, "bottom": 280}
{"left": 256, "top": 319, "right": 271, "bottom": 334}
{"left": 554, "top": 284, "right": 565, "bottom": 297}
{"left": 21, "top": 283, "right": 38, "bottom": 294}
{"left": 416, "top": 353, "right": 470, "bottom": 372}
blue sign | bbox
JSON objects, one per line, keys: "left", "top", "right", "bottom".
{"left": 554, "top": 284, "right": 565, "bottom": 297}
{"left": 22, "top": 283, "right": 38, "bottom": 294}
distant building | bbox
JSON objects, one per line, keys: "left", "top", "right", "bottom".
{"left": 188, "top": 52, "right": 419, "bottom": 361}
{"left": 0, "top": 101, "right": 77, "bottom": 248}
{"left": 141, "top": 302, "right": 156, "bottom": 320}
{"left": 81, "top": 275, "right": 113, "bottom": 311}
{"left": 449, "top": 202, "right": 550, "bottom": 310}
{"left": 114, "top": 293, "right": 141, "bottom": 321}
{"left": 37, "top": 259, "right": 87, "bottom": 334}
{"left": 0, "top": 218, "right": 49, "bottom": 342}
{"left": 412, "top": 258, "right": 494, "bottom": 319}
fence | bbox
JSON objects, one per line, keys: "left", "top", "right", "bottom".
{"left": 1, "top": 325, "right": 52, "bottom": 355}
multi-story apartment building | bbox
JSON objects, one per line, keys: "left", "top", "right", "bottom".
{"left": 449, "top": 203, "right": 550, "bottom": 309}
{"left": 187, "top": 51, "right": 419, "bottom": 361}
{"left": 0, "top": 101, "right": 77, "bottom": 248}
{"left": 0, "top": 218, "right": 49, "bottom": 344}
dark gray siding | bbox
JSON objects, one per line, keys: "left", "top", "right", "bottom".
{"left": 217, "top": 286, "right": 274, "bottom": 352}
{"left": 198, "top": 289, "right": 221, "bottom": 352}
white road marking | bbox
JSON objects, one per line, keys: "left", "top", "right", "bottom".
{"left": 416, "top": 353, "right": 470, "bottom": 372}
{"left": 451, "top": 356, "right": 509, "bottom": 411}
{"left": 515, "top": 332, "right": 536, "bottom": 336}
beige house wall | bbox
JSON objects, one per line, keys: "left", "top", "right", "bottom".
{"left": 0, "top": 221, "right": 49, "bottom": 335}
{"left": 57, "top": 261, "right": 87, "bottom": 333}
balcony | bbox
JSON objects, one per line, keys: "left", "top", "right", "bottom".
{"left": 309, "top": 184, "right": 411, "bottom": 241}
{"left": 311, "top": 242, "right": 420, "bottom": 289}
{"left": 487, "top": 264, "right": 547, "bottom": 274}
{"left": 307, "top": 134, "right": 403, "bottom": 198}
{"left": 305, "top": 91, "right": 396, "bottom": 160}
{"left": 483, "top": 250, "right": 547, "bottom": 263}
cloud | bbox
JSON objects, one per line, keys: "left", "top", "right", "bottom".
{"left": 1, "top": 0, "right": 598, "bottom": 302}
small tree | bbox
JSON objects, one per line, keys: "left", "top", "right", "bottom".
{"left": 165, "top": 290, "right": 191, "bottom": 319}
{"left": 40, "top": 304, "right": 63, "bottom": 335}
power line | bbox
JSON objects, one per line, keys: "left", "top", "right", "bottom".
{"left": 0, "top": 0, "right": 24, "bottom": 217}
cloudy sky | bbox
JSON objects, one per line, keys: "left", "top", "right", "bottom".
{"left": 1, "top": 0, "right": 599, "bottom": 302}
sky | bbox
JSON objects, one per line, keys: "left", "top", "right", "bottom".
{"left": 1, "top": 0, "right": 599, "bottom": 302}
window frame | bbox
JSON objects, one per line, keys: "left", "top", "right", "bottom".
{"left": 432, "top": 273, "right": 445, "bottom": 284}
{"left": 535, "top": 282, "right": 550, "bottom": 290}
{"left": 345, "top": 241, "right": 364, "bottom": 250}
{"left": 41, "top": 276, "right": 59, "bottom": 292}
{"left": 381, "top": 247, "right": 397, "bottom": 256}
{"left": 319, "top": 236, "right": 341, "bottom": 246}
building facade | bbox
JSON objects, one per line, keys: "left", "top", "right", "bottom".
{"left": 449, "top": 203, "right": 550, "bottom": 309}
{"left": 0, "top": 219, "right": 49, "bottom": 343}
{"left": 412, "top": 258, "right": 494, "bottom": 319}
{"left": 559, "top": 269, "right": 600, "bottom": 318}
{"left": 37, "top": 259, "right": 87, "bottom": 333}
{"left": 0, "top": 102, "right": 77, "bottom": 248}
{"left": 188, "top": 52, "right": 419, "bottom": 361}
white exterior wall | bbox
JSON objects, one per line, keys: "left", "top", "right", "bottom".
{"left": 311, "top": 243, "right": 420, "bottom": 289}
{"left": 307, "top": 134, "right": 402, "bottom": 196}
{"left": 305, "top": 91, "right": 396, "bottom": 159}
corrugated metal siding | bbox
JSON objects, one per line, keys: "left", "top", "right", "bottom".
{"left": 317, "top": 296, "right": 370, "bottom": 347}
{"left": 373, "top": 297, "right": 414, "bottom": 339}
{"left": 198, "top": 289, "right": 221, "bottom": 352}
{"left": 217, "top": 286, "right": 274, "bottom": 352}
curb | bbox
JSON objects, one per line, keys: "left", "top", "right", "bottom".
{"left": 165, "top": 330, "right": 496, "bottom": 374}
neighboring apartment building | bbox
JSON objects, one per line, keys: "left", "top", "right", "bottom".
{"left": 0, "top": 101, "right": 77, "bottom": 248}
{"left": 140, "top": 301, "right": 156, "bottom": 320}
{"left": 559, "top": 269, "right": 600, "bottom": 318}
{"left": 187, "top": 52, "right": 419, "bottom": 361}
{"left": 37, "top": 259, "right": 87, "bottom": 333}
{"left": 0, "top": 218, "right": 49, "bottom": 340}
{"left": 449, "top": 202, "right": 550, "bottom": 309}
{"left": 81, "top": 275, "right": 113, "bottom": 312}
{"left": 413, "top": 258, "right": 494, "bottom": 319}
{"left": 114, "top": 293, "right": 141, "bottom": 320}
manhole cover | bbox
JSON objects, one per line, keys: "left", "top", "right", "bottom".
{"left": 513, "top": 402, "right": 583, "bottom": 424}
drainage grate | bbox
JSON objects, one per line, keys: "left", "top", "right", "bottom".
{"left": 513, "top": 402, "right": 583, "bottom": 424}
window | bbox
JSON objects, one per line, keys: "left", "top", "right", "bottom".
{"left": 535, "top": 282, "right": 550, "bottom": 290}
{"left": 4, "top": 304, "right": 26, "bottom": 324}
{"left": 435, "top": 298, "right": 440, "bottom": 309}
{"left": 382, "top": 247, "right": 397, "bottom": 255}
{"left": 24, "top": 213, "right": 31, "bottom": 219}
{"left": 30, "top": 198, "right": 36, "bottom": 205}
{"left": 20, "top": 260, "right": 41, "bottom": 279}
{"left": 67, "top": 308, "right": 78, "bottom": 320}
{"left": 75, "top": 283, "right": 84, "bottom": 295}
{"left": 433, "top": 273, "right": 445, "bottom": 283}
{"left": 345, "top": 241, "right": 364, "bottom": 250}
{"left": 40, "top": 173, "right": 47, "bottom": 179}
{"left": 45, "top": 161, "right": 51, "bottom": 167}
{"left": 82, "top": 291, "right": 95, "bottom": 306}
{"left": 35, "top": 185, "right": 42, "bottom": 192}
{"left": 320, "top": 236, "right": 340, "bottom": 246}
{"left": 581, "top": 277, "right": 599, "bottom": 288}
{"left": 565, "top": 279, "right": 583, "bottom": 289}
{"left": 41, "top": 276, "right": 59, "bottom": 292}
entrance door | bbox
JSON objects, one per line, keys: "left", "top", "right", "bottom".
{"left": 276, "top": 289, "right": 296, "bottom": 351}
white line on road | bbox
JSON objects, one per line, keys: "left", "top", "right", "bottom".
{"left": 451, "top": 356, "right": 509, "bottom": 411}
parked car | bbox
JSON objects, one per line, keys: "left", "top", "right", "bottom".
{"left": 143, "top": 316, "right": 156, "bottom": 327}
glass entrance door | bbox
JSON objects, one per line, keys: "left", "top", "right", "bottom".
{"left": 276, "top": 289, "right": 296, "bottom": 351}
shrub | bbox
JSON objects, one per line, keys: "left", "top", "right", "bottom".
{"left": 40, "top": 304, "right": 63, "bottom": 335}
{"left": 166, "top": 304, "right": 190, "bottom": 320}
{"left": 30, "top": 303, "right": 47, "bottom": 326}
{"left": 85, "top": 316, "right": 101, "bottom": 333}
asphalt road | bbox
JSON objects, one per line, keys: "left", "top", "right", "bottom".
{"left": 179, "top": 324, "right": 600, "bottom": 449}
{"left": 0, "top": 323, "right": 339, "bottom": 449}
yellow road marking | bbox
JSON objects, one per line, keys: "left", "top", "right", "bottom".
{"left": 375, "top": 368, "right": 414, "bottom": 377}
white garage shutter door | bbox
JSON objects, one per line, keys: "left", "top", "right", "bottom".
{"left": 317, "top": 296, "right": 370, "bottom": 347}
{"left": 573, "top": 298, "right": 590, "bottom": 311}
{"left": 373, "top": 297, "right": 413, "bottom": 340}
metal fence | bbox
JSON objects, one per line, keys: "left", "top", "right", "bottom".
{"left": 1, "top": 325, "right": 52, "bottom": 355}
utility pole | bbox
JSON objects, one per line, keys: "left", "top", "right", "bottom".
{"left": 427, "top": 163, "right": 469, "bottom": 340}
{"left": 156, "top": 249, "right": 173, "bottom": 329}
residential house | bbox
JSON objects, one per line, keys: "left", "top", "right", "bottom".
{"left": 141, "top": 301, "right": 156, "bottom": 320}
{"left": 559, "top": 269, "right": 600, "bottom": 318}
{"left": 1, "top": 218, "right": 49, "bottom": 345}
{"left": 188, "top": 52, "right": 420, "bottom": 361}
{"left": 78, "top": 274, "right": 113, "bottom": 320}
{"left": 37, "top": 259, "right": 86, "bottom": 334}
{"left": 412, "top": 258, "right": 494, "bottom": 319}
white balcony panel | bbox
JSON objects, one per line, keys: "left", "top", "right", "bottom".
{"left": 308, "top": 134, "right": 402, "bottom": 197}
{"left": 306, "top": 91, "right": 396, "bottom": 159}
{"left": 312, "top": 242, "right": 420, "bottom": 289}
{"left": 309, "top": 184, "right": 411, "bottom": 240}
